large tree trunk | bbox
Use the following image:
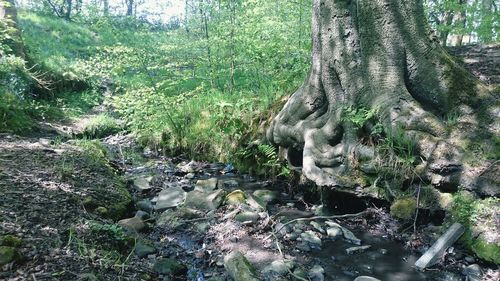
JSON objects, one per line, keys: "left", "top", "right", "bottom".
{"left": 267, "top": 0, "right": 498, "bottom": 196}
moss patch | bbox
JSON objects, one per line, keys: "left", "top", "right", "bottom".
{"left": 390, "top": 198, "right": 417, "bottom": 220}
{"left": 451, "top": 191, "right": 500, "bottom": 263}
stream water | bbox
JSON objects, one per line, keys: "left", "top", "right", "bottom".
{"left": 114, "top": 145, "right": 484, "bottom": 281}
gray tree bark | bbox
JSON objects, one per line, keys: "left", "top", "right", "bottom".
{"left": 267, "top": 0, "right": 498, "bottom": 195}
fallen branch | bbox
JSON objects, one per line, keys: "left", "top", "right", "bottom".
{"left": 265, "top": 208, "right": 373, "bottom": 241}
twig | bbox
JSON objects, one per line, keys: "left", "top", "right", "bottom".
{"left": 414, "top": 184, "right": 421, "bottom": 234}
{"left": 265, "top": 209, "right": 372, "bottom": 240}
{"left": 181, "top": 216, "right": 216, "bottom": 223}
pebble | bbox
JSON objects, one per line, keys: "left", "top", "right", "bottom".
{"left": 346, "top": 245, "right": 371, "bottom": 255}
{"left": 308, "top": 265, "right": 325, "bottom": 281}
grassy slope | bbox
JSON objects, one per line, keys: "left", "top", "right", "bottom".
{"left": 17, "top": 12, "right": 307, "bottom": 174}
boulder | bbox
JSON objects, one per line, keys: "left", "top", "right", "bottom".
{"left": 135, "top": 240, "right": 156, "bottom": 258}
{"left": 262, "top": 260, "right": 295, "bottom": 278}
{"left": 154, "top": 186, "right": 187, "bottom": 211}
{"left": 118, "top": 217, "right": 146, "bottom": 232}
{"left": 133, "top": 176, "right": 153, "bottom": 192}
{"left": 185, "top": 189, "right": 225, "bottom": 211}
{"left": 223, "top": 251, "right": 259, "bottom": 281}
{"left": 326, "top": 226, "right": 343, "bottom": 239}
{"left": 300, "top": 230, "right": 322, "bottom": 250}
{"left": 225, "top": 190, "right": 246, "bottom": 205}
{"left": 195, "top": 178, "right": 218, "bottom": 192}
{"left": 252, "top": 189, "right": 279, "bottom": 204}
{"left": 234, "top": 211, "right": 259, "bottom": 224}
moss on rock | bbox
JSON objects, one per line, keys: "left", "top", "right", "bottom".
{"left": 390, "top": 198, "right": 417, "bottom": 220}
{"left": 0, "top": 235, "right": 22, "bottom": 247}
{"left": 451, "top": 192, "right": 500, "bottom": 263}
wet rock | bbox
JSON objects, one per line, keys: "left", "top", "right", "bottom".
{"left": 185, "top": 189, "right": 225, "bottom": 211}
{"left": 222, "top": 179, "right": 239, "bottom": 188}
{"left": 118, "top": 217, "right": 146, "bottom": 232}
{"left": 354, "top": 277, "right": 381, "bottom": 281}
{"left": 184, "top": 172, "right": 195, "bottom": 179}
{"left": 296, "top": 242, "right": 311, "bottom": 252}
{"left": 157, "top": 208, "right": 202, "bottom": 228}
{"left": 415, "top": 223, "right": 465, "bottom": 269}
{"left": 310, "top": 221, "right": 325, "bottom": 234}
{"left": 154, "top": 186, "right": 187, "bottom": 211}
{"left": 300, "top": 231, "right": 322, "bottom": 250}
{"left": 0, "top": 246, "right": 20, "bottom": 265}
{"left": 179, "top": 161, "right": 197, "bottom": 173}
{"left": 137, "top": 199, "right": 153, "bottom": 213}
{"left": 135, "top": 240, "right": 156, "bottom": 258}
{"left": 346, "top": 245, "right": 372, "bottom": 255}
{"left": 308, "top": 265, "right": 325, "bottom": 281}
{"left": 326, "top": 226, "right": 343, "bottom": 239}
{"left": 245, "top": 194, "right": 267, "bottom": 211}
{"left": 379, "top": 248, "right": 388, "bottom": 255}
{"left": 262, "top": 260, "right": 294, "bottom": 278}
{"left": 234, "top": 211, "right": 259, "bottom": 224}
{"left": 225, "top": 190, "right": 246, "bottom": 205}
{"left": 462, "top": 264, "right": 482, "bottom": 280}
{"left": 135, "top": 210, "right": 149, "bottom": 220}
{"left": 195, "top": 178, "right": 218, "bottom": 192}
{"left": 133, "top": 176, "right": 153, "bottom": 192}
{"left": 288, "top": 233, "right": 299, "bottom": 241}
{"left": 252, "top": 189, "right": 279, "bottom": 204}
{"left": 223, "top": 251, "right": 259, "bottom": 281}
{"left": 153, "top": 258, "right": 187, "bottom": 276}
{"left": 326, "top": 221, "right": 362, "bottom": 245}
{"left": 464, "top": 256, "right": 475, "bottom": 263}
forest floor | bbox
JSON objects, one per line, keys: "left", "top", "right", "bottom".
{"left": 0, "top": 45, "right": 499, "bottom": 281}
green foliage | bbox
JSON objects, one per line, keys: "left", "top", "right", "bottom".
{"left": 82, "top": 114, "right": 122, "bottom": 139}
{"left": 425, "top": 0, "right": 499, "bottom": 44}
{"left": 451, "top": 191, "right": 500, "bottom": 263}
{"left": 341, "top": 106, "right": 379, "bottom": 129}
{"left": 89, "top": 222, "right": 127, "bottom": 242}
{"left": 380, "top": 126, "right": 418, "bottom": 164}
{"left": 236, "top": 143, "right": 290, "bottom": 179}
{"left": 66, "top": 221, "right": 134, "bottom": 267}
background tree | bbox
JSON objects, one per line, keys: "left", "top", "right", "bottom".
{"left": 0, "top": 0, "right": 24, "bottom": 57}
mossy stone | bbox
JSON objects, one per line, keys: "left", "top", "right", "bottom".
{"left": 390, "top": 198, "right": 416, "bottom": 220}
{"left": 1, "top": 235, "right": 22, "bottom": 247}
{"left": 225, "top": 190, "right": 246, "bottom": 205}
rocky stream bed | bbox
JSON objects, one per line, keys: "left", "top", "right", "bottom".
{"left": 1, "top": 130, "right": 498, "bottom": 281}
